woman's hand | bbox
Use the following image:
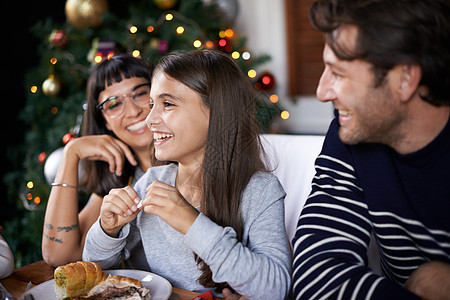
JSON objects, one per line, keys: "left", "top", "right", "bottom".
{"left": 142, "top": 181, "right": 199, "bottom": 234}
{"left": 66, "top": 135, "right": 137, "bottom": 176}
{"left": 100, "top": 186, "right": 142, "bottom": 237}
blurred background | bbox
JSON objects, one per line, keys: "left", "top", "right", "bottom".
{"left": 1, "top": 0, "right": 333, "bottom": 267}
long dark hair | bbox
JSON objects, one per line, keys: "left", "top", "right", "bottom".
{"left": 310, "top": 0, "right": 450, "bottom": 106}
{"left": 81, "top": 54, "right": 152, "bottom": 196}
{"left": 154, "top": 50, "right": 267, "bottom": 290}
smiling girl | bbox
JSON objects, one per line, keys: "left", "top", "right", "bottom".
{"left": 83, "top": 50, "right": 291, "bottom": 299}
{"left": 43, "top": 55, "right": 155, "bottom": 267}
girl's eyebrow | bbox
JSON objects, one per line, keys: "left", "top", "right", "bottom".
{"left": 152, "top": 93, "right": 184, "bottom": 102}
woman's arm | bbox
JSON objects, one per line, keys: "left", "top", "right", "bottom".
{"left": 42, "top": 136, "right": 136, "bottom": 267}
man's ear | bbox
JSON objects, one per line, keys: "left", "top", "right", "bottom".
{"left": 398, "top": 64, "right": 422, "bottom": 102}
{"left": 105, "top": 122, "right": 112, "bottom": 131}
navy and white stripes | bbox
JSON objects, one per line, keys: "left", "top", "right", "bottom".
{"left": 292, "top": 117, "right": 450, "bottom": 299}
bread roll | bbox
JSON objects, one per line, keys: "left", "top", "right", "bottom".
{"left": 54, "top": 261, "right": 105, "bottom": 300}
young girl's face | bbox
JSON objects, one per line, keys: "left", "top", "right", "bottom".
{"left": 146, "top": 70, "right": 210, "bottom": 166}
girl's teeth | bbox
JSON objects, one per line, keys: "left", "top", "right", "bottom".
{"left": 153, "top": 133, "right": 173, "bottom": 141}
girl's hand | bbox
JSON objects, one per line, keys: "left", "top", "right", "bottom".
{"left": 100, "top": 186, "right": 142, "bottom": 237}
{"left": 66, "top": 135, "right": 137, "bottom": 176}
{"left": 143, "top": 181, "right": 199, "bottom": 234}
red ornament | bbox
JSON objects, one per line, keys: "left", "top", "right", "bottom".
{"left": 255, "top": 71, "right": 276, "bottom": 91}
{"left": 38, "top": 152, "right": 46, "bottom": 163}
{"left": 62, "top": 133, "right": 76, "bottom": 144}
{"left": 49, "top": 29, "right": 68, "bottom": 47}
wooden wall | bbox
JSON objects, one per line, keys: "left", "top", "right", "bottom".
{"left": 285, "top": 0, "right": 325, "bottom": 96}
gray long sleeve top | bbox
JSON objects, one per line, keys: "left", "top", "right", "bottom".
{"left": 83, "top": 164, "right": 291, "bottom": 299}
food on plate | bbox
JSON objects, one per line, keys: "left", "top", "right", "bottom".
{"left": 54, "top": 261, "right": 105, "bottom": 300}
{"left": 82, "top": 274, "right": 151, "bottom": 299}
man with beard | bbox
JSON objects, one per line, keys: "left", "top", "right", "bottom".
{"left": 292, "top": 0, "right": 450, "bottom": 299}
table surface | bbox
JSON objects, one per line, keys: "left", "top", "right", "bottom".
{"left": 0, "top": 260, "right": 222, "bottom": 300}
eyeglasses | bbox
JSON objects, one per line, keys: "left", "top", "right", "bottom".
{"left": 96, "top": 83, "right": 150, "bottom": 118}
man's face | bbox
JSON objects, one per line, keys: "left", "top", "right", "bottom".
{"left": 316, "top": 25, "right": 404, "bottom": 145}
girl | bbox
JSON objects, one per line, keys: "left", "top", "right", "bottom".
{"left": 43, "top": 54, "right": 155, "bottom": 267}
{"left": 83, "top": 50, "right": 291, "bottom": 299}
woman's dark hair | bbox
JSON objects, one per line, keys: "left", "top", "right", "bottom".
{"left": 81, "top": 54, "right": 151, "bottom": 196}
{"left": 154, "top": 50, "right": 267, "bottom": 291}
{"left": 310, "top": 0, "right": 450, "bottom": 106}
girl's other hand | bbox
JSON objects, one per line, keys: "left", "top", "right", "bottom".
{"left": 100, "top": 186, "right": 142, "bottom": 237}
{"left": 143, "top": 181, "right": 199, "bottom": 234}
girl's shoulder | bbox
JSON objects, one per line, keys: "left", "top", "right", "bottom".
{"left": 242, "top": 171, "right": 286, "bottom": 209}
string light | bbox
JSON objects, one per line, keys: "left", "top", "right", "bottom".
{"left": 225, "top": 29, "right": 234, "bottom": 38}
{"left": 147, "top": 26, "right": 154, "bottom": 32}
{"left": 218, "top": 39, "right": 227, "bottom": 47}
{"left": 248, "top": 69, "right": 257, "bottom": 78}
{"left": 107, "top": 52, "right": 114, "bottom": 60}
{"left": 132, "top": 50, "right": 141, "bottom": 57}
{"left": 219, "top": 30, "right": 226, "bottom": 38}
{"left": 242, "top": 51, "right": 251, "bottom": 60}
{"left": 129, "top": 25, "right": 138, "bottom": 33}
{"left": 193, "top": 40, "right": 202, "bottom": 48}
{"left": 27, "top": 181, "right": 34, "bottom": 189}
{"left": 94, "top": 52, "right": 103, "bottom": 63}
{"left": 34, "top": 197, "right": 41, "bottom": 205}
{"left": 30, "top": 86, "right": 38, "bottom": 93}
{"left": 270, "top": 94, "right": 279, "bottom": 103}
{"left": 176, "top": 26, "right": 185, "bottom": 34}
{"left": 51, "top": 106, "right": 58, "bottom": 114}
{"left": 38, "top": 152, "right": 46, "bottom": 163}
{"left": 231, "top": 51, "right": 240, "bottom": 59}
{"left": 205, "top": 41, "right": 214, "bottom": 49}
{"left": 27, "top": 193, "right": 32, "bottom": 200}
{"left": 165, "top": 13, "right": 174, "bottom": 21}
{"left": 281, "top": 110, "right": 290, "bottom": 120}
{"left": 50, "top": 57, "right": 57, "bottom": 65}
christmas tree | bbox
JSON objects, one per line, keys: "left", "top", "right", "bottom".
{"left": 3, "top": 0, "right": 282, "bottom": 267}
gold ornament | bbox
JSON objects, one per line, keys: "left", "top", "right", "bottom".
{"left": 153, "top": 0, "right": 177, "bottom": 10}
{"left": 65, "top": 0, "right": 108, "bottom": 29}
{"left": 42, "top": 75, "right": 61, "bottom": 97}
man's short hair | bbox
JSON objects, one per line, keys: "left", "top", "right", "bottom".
{"left": 310, "top": 0, "right": 450, "bottom": 106}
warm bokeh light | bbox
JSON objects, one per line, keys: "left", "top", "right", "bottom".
{"left": 50, "top": 57, "right": 57, "bottom": 65}
{"left": 193, "top": 40, "right": 202, "bottom": 48}
{"left": 132, "top": 50, "right": 141, "bottom": 57}
{"left": 176, "top": 26, "right": 185, "bottom": 34}
{"left": 165, "top": 13, "right": 174, "bottom": 21}
{"left": 30, "top": 86, "right": 38, "bottom": 93}
{"left": 27, "top": 181, "right": 34, "bottom": 189}
{"left": 281, "top": 110, "right": 290, "bottom": 120}
{"left": 248, "top": 69, "right": 257, "bottom": 78}
{"left": 147, "top": 26, "right": 154, "bottom": 32}
{"left": 94, "top": 53, "right": 102, "bottom": 63}
{"left": 270, "top": 94, "right": 279, "bottom": 103}
{"left": 129, "top": 25, "right": 138, "bottom": 33}
{"left": 34, "top": 197, "right": 41, "bottom": 204}
{"left": 231, "top": 51, "right": 240, "bottom": 59}
{"left": 242, "top": 51, "right": 251, "bottom": 60}
{"left": 225, "top": 29, "right": 234, "bottom": 38}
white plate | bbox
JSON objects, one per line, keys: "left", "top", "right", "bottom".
{"left": 22, "top": 269, "right": 172, "bottom": 300}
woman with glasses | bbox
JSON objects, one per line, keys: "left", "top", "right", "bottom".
{"left": 42, "top": 54, "right": 157, "bottom": 267}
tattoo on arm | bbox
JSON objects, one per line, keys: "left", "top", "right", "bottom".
{"left": 43, "top": 233, "right": 63, "bottom": 244}
{"left": 57, "top": 224, "right": 78, "bottom": 233}
{"left": 44, "top": 223, "right": 53, "bottom": 229}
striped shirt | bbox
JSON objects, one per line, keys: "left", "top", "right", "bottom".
{"left": 292, "top": 117, "right": 450, "bottom": 299}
